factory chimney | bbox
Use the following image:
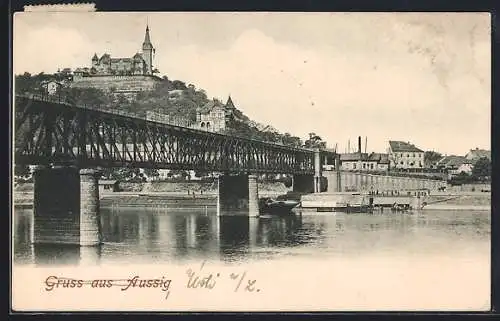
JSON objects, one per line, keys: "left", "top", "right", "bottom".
{"left": 358, "top": 136, "right": 362, "bottom": 154}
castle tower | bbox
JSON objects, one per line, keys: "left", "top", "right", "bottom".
{"left": 142, "top": 25, "right": 154, "bottom": 75}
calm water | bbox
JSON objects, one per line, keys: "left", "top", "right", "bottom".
{"left": 13, "top": 207, "right": 490, "bottom": 266}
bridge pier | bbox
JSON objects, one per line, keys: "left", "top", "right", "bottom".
{"left": 32, "top": 166, "right": 102, "bottom": 246}
{"left": 217, "top": 173, "right": 259, "bottom": 217}
{"left": 79, "top": 169, "right": 102, "bottom": 246}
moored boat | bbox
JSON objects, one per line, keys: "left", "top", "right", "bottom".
{"left": 299, "top": 192, "right": 373, "bottom": 213}
{"left": 259, "top": 197, "right": 300, "bottom": 215}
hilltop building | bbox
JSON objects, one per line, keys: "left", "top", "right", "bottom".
{"left": 70, "top": 25, "right": 161, "bottom": 96}
{"left": 387, "top": 140, "right": 424, "bottom": 170}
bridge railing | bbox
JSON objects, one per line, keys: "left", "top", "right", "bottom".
{"left": 16, "top": 93, "right": 316, "bottom": 154}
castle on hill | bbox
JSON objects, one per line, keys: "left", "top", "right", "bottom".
{"left": 71, "top": 25, "right": 161, "bottom": 95}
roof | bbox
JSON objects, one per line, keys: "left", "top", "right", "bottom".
{"left": 226, "top": 96, "right": 236, "bottom": 109}
{"left": 389, "top": 140, "right": 424, "bottom": 153}
{"left": 368, "top": 152, "right": 390, "bottom": 164}
{"left": 466, "top": 148, "right": 491, "bottom": 160}
{"left": 340, "top": 152, "right": 390, "bottom": 163}
{"left": 197, "top": 99, "right": 225, "bottom": 114}
{"left": 143, "top": 25, "right": 153, "bottom": 49}
{"left": 92, "top": 53, "right": 98, "bottom": 60}
{"left": 436, "top": 155, "right": 472, "bottom": 168}
{"left": 340, "top": 153, "right": 369, "bottom": 161}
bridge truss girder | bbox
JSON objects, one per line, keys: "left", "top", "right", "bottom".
{"left": 14, "top": 96, "right": 316, "bottom": 174}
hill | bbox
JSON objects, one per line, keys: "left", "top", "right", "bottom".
{"left": 15, "top": 72, "right": 309, "bottom": 148}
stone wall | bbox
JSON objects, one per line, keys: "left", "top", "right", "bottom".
{"left": 324, "top": 170, "right": 446, "bottom": 193}
{"left": 71, "top": 75, "right": 161, "bottom": 93}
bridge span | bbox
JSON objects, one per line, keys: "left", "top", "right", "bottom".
{"left": 14, "top": 94, "right": 329, "bottom": 246}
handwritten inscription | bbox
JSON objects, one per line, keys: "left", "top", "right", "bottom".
{"left": 185, "top": 261, "right": 261, "bottom": 293}
{"left": 42, "top": 262, "right": 262, "bottom": 301}
{"left": 44, "top": 275, "right": 172, "bottom": 300}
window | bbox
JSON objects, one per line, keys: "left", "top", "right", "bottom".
{"left": 353, "top": 164, "right": 357, "bottom": 169}
{"left": 370, "top": 163, "right": 374, "bottom": 169}
{"left": 412, "top": 153, "right": 415, "bottom": 157}
{"left": 363, "top": 163, "right": 366, "bottom": 169}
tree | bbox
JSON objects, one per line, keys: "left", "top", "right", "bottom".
{"left": 304, "top": 132, "right": 326, "bottom": 149}
{"left": 472, "top": 157, "right": 491, "bottom": 181}
{"left": 172, "top": 80, "right": 187, "bottom": 90}
{"left": 424, "top": 151, "right": 442, "bottom": 168}
{"left": 281, "top": 133, "right": 303, "bottom": 147}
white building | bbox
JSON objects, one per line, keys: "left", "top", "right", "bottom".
{"left": 340, "top": 152, "right": 390, "bottom": 172}
{"left": 387, "top": 140, "right": 425, "bottom": 170}
{"left": 436, "top": 155, "right": 474, "bottom": 176}
{"left": 40, "top": 80, "right": 63, "bottom": 95}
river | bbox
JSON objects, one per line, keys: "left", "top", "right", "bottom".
{"left": 12, "top": 206, "right": 491, "bottom": 310}
{"left": 13, "top": 207, "right": 490, "bottom": 266}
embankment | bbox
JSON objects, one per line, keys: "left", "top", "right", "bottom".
{"left": 13, "top": 181, "right": 291, "bottom": 208}
{"left": 423, "top": 193, "right": 490, "bottom": 211}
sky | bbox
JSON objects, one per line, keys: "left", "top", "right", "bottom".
{"left": 13, "top": 12, "right": 491, "bottom": 155}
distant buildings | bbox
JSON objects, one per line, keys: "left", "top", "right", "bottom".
{"left": 387, "top": 140, "right": 424, "bottom": 170}
{"left": 339, "top": 136, "right": 390, "bottom": 172}
{"left": 465, "top": 148, "right": 491, "bottom": 162}
{"left": 436, "top": 155, "right": 474, "bottom": 176}
{"left": 340, "top": 152, "right": 389, "bottom": 172}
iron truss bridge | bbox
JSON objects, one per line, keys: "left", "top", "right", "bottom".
{"left": 14, "top": 94, "right": 319, "bottom": 174}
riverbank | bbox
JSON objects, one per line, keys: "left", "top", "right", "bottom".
{"left": 12, "top": 181, "right": 291, "bottom": 209}
{"left": 422, "top": 193, "right": 490, "bottom": 211}
{"left": 13, "top": 182, "right": 490, "bottom": 211}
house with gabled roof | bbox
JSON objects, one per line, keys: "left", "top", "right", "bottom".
{"left": 340, "top": 152, "right": 390, "bottom": 171}
{"left": 436, "top": 155, "right": 474, "bottom": 176}
{"left": 387, "top": 140, "right": 425, "bottom": 170}
{"left": 40, "top": 80, "right": 64, "bottom": 95}
{"left": 195, "top": 96, "right": 236, "bottom": 132}
{"left": 465, "top": 148, "right": 491, "bottom": 163}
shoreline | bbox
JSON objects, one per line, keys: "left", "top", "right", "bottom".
{"left": 13, "top": 182, "right": 490, "bottom": 212}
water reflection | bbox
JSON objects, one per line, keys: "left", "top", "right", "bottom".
{"left": 12, "top": 207, "right": 490, "bottom": 266}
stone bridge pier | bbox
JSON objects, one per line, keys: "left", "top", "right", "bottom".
{"left": 32, "top": 165, "right": 102, "bottom": 246}
{"left": 217, "top": 173, "right": 259, "bottom": 217}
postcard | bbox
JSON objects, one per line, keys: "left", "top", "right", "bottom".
{"left": 11, "top": 10, "right": 491, "bottom": 311}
